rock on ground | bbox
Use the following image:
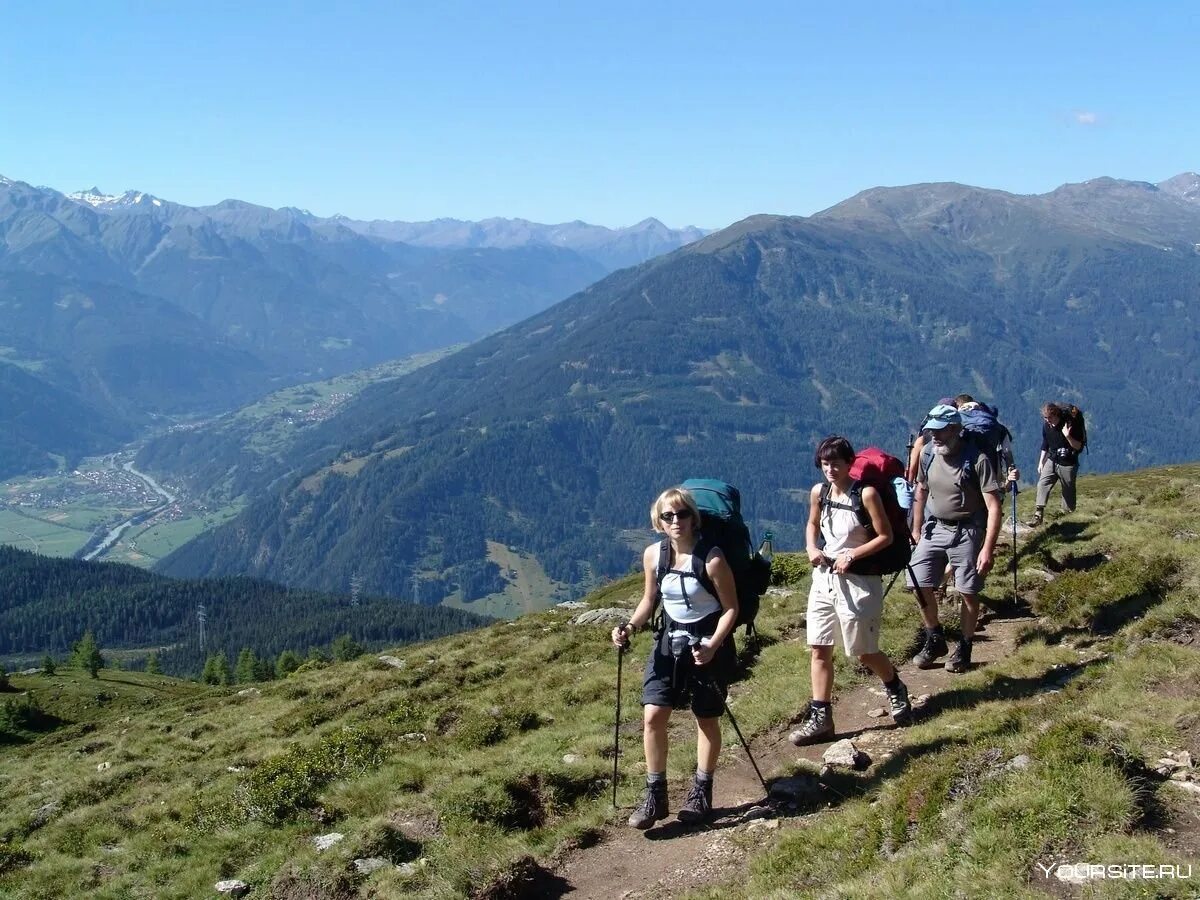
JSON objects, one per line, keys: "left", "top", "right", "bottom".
{"left": 823, "top": 739, "right": 871, "bottom": 770}
{"left": 572, "top": 608, "right": 628, "bottom": 626}
{"left": 312, "top": 832, "right": 344, "bottom": 851}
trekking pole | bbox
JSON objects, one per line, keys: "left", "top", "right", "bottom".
{"left": 613, "top": 638, "right": 625, "bottom": 808}
{"left": 722, "top": 699, "right": 769, "bottom": 795}
{"left": 907, "top": 564, "right": 929, "bottom": 611}
{"left": 1010, "top": 481, "right": 1019, "bottom": 604}
{"left": 695, "top": 673, "right": 768, "bottom": 795}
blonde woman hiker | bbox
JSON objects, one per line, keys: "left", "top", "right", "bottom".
{"left": 611, "top": 486, "right": 739, "bottom": 828}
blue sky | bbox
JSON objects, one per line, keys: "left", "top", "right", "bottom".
{"left": 1, "top": 1, "right": 1195, "bottom": 228}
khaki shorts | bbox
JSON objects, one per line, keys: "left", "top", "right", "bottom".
{"left": 907, "top": 519, "right": 985, "bottom": 595}
{"left": 807, "top": 567, "right": 884, "bottom": 656}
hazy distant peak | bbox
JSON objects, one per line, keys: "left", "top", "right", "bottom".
{"left": 1159, "top": 172, "right": 1200, "bottom": 202}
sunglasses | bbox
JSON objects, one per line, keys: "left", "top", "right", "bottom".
{"left": 659, "top": 509, "right": 694, "bottom": 523}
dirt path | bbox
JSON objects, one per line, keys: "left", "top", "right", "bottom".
{"left": 534, "top": 606, "right": 1027, "bottom": 900}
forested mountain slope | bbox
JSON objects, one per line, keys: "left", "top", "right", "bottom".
{"left": 0, "top": 546, "right": 488, "bottom": 677}
{"left": 157, "top": 176, "right": 1200, "bottom": 607}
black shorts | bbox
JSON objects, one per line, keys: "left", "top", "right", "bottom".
{"left": 641, "top": 613, "right": 736, "bottom": 718}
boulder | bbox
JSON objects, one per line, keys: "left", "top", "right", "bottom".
{"left": 353, "top": 857, "right": 391, "bottom": 875}
{"left": 377, "top": 656, "right": 406, "bottom": 669}
{"left": 236, "top": 688, "right": 261, "bottom": 697}
{"left": 1006, "top": 754, "right": 1032, "bottom": 771}
{"left": 556, "top": 601, "right": 588, "bottom": 610}
{"left": 215, "top": 880, "right": 250, "bottom": 897}
{"left": 572, "top": 608, "right": 629, "bottom": 626}
{"left": 823, "top": 739, "right": 871, "bottom": 770}
{"left": 768, "top": 775, "right": 823, "bottom": 803}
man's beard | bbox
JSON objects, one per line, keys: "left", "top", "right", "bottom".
{"left": 934, "top": 435, "right": 961, "bottom": 456}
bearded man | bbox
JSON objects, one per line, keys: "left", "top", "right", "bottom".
{"left": 907, "top": 404, "right": 1004, "bottom": 673}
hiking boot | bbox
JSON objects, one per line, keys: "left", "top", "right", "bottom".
{"left": 627, "top": 782, "right": 668, "bottom": 830}
{"left": 789, "top": 704, "right": 834, "bottom": 746}
{"left": 945, "top": 640, "right": 973, "bottom": 674}
{"left": 911, "top": 628, "right": 949, "bottom": 669}
{"left": 885, "top": 678, "right": 912, "bottom": 726}
{"left": 1024, "top": 508, "right": 1044, "bottom": 528}
{"left": 676, "top": 776, "right": 713, "bottom": 824}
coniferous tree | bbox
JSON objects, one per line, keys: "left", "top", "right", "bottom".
{"left": 72, "top": 631, "right": 104, "bottom": 679}
{"left": 234, "top": 648, "right": 259, "bottom": 684}
{"left": 201, "top": 653, "right": 230, "bottom": 686}
{"left": 0, "top": 666, "right": 8, "bottom": 691}
{"left": 275, "top": 650, "right": 302, "bottom": 678}
{"left": 144, "top": 653, "right": 162, "bottom": 675}
{"left": 41, "top": 655, "right": 56, "bottom": 676}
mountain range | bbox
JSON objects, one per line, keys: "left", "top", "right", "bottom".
{"left": 153, "top": 174, "right": 1200, "bottom": 609}
{"left": 0, "top": 175, "right": 703, "bottom": 477}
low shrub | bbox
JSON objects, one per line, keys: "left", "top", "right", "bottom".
{"left": 0, "top": 840, "right": 35, "bottom": 874}
{"left": 454, "top": 704, "right": 540, "bottom": 749}
{"left": 1035, "top": 555, "right": 1178, "bottom": 631}
{"left": 770, "top": 553, "right": 808, "bottom": 587}
{"left": 234, "top": 726, "right": 387, "bottom": 823}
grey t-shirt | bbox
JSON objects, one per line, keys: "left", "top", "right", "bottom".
{"left": 921, "top": 446, "right": 999, "bottom": 520}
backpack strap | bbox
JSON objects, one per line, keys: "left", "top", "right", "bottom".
{"left": 919, "top": 442, "right": 935, "bottom": 483}
{"left": 819, "top": 480, "right": 871, "bottom": 531}
{"left": 687, "top": 537, "right": 716, "bottom": 599}
{"left": 652, "top": 537, "right": 717, "bottom": 626}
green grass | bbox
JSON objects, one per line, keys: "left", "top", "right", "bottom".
{"left": 1, "top": 463, "right": 1199, "bottom": 897}
{"left": 0, "top": 509, "right": 94, "bottom": 556}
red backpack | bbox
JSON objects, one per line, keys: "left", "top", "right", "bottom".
{"left": 817, "top": 447, "right": 911, "bottom": 575}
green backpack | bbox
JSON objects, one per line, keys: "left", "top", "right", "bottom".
{"left": 653, "top": 479, "right": 771, "bottom": 638}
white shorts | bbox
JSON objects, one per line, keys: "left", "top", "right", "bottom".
{"left": 807, "top": 567, "right": 884, "bottom": 656}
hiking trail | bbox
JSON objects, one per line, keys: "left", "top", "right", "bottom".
{"left": 515, "top": 598, "right": 1030, "bottom": 900}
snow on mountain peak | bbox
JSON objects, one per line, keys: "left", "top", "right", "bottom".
{"left": 68, "top": 187, "right": 162, "bottom": 211}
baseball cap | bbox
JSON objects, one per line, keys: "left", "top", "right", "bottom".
{"left": 923, "top": 403, "right": 961, "bottom": 430}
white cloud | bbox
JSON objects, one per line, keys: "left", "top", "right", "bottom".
{"left": 1074, "top": 111, "right": 1099, "bottom": 125}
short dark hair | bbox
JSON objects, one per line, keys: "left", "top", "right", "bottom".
{"left": 814, "top": 435, "right": 855, "bottom": 468}
{"left": 954, "top": 393, "right": 975, "bottom": 407}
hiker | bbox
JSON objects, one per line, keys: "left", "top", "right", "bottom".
{"left": 907, "top": 394, "right": 1019, "bottom": 488}
{"left": 790, "top": 436, "right": 912, "bottom": 746}
{"left": 610, "top": 486, "right": 739, "bottom": 829}
{"left": 905, "top": 396, "right": 958, "bottom": 483}
{"left": 1028, "top": 402, "right": 1085, "bottom": 526}
{"left": 908, "top": 404, "right": 1004, "bottom": 673}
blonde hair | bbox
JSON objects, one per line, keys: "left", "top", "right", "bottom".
{"left": 650, "top": 487, "right": 701, "bottom": 533}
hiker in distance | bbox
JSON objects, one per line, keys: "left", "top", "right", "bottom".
{"left": 1028, "top": 402, "right": 1086, "bottom": 527}
{"left": 611, "top": 487, "right": 739, "bottom": 829}
{"left": 791, "top": 436, "right": 912, "bottom": 746}
{"left": 908, "top": 404, "right": 1005, "bottom": 673}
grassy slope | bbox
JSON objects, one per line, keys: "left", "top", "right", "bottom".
{"left": 1, "top": 464, "right": 1198, "bottom": 898}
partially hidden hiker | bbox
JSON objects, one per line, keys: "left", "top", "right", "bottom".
{"left": 908, "top": 404, "right": 1004, "bottom": 673}
{"left": 790, "top": 436, "right": 912, "bottom": 746}
{"left": 1028, "top": 402, "right": 1086, "bottom": 526}
{"left": 611, "top": 486, "right": 739, "bottom": 829}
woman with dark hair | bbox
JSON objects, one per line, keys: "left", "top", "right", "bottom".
{"left": 611, "top": 486, "right": 739, "bottom": 829}
{"left": 1028, "top": 402, "right": 1085, "bottom": 526}
{"left": 790, "top": 436, "right": 912, "bottom": 745}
